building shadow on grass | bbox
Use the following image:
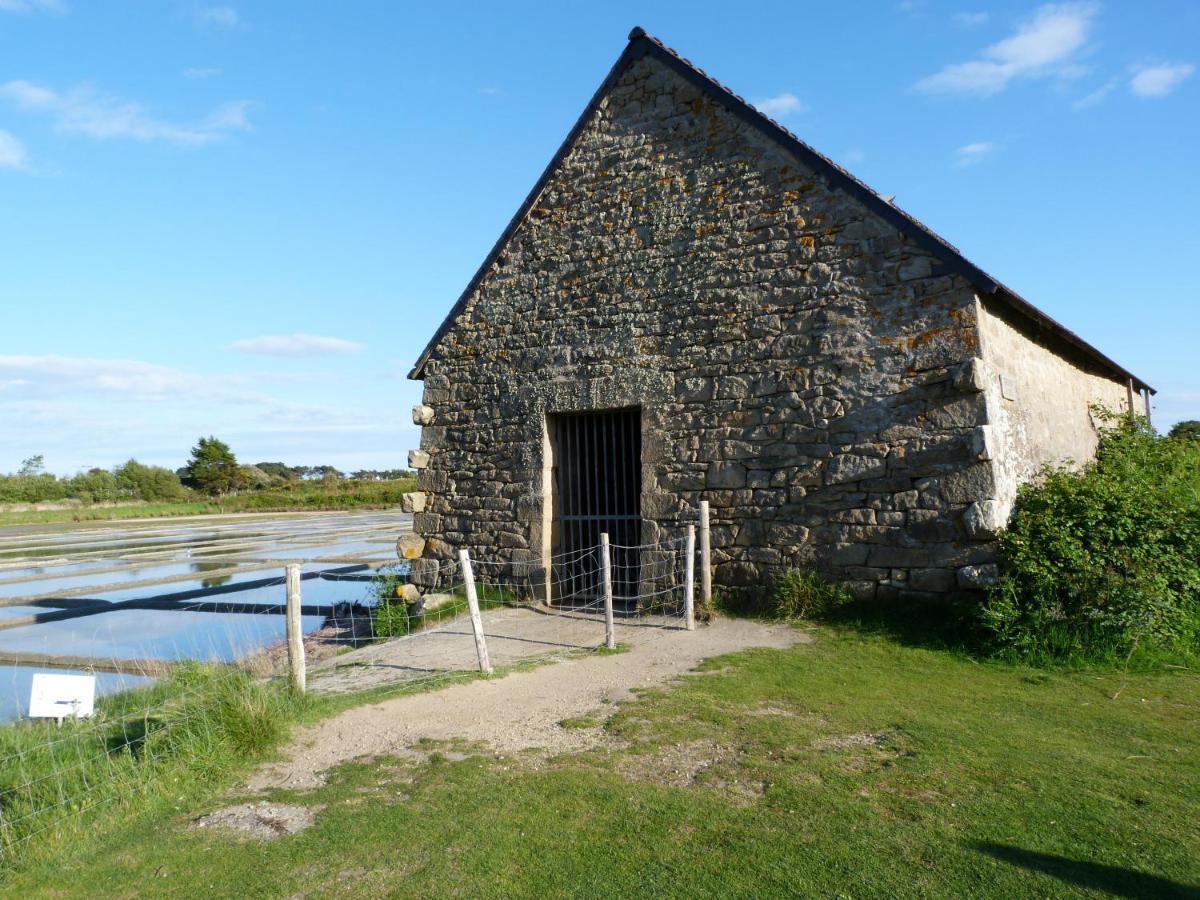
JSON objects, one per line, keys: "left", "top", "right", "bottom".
{"left": 973, "top": 841, "right": 1200, "bottom": 899}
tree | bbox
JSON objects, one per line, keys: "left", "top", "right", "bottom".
{"left": 255, "top": 461, "right": 300, "bottom": 481}
{"left": 68, "top": 468, "right": 120, "bottom": 503}
{"left": 183, "top": 437, "right": 242, "bottom": 497}
{"left": 1168, "top": 420, "right": 1200, "bottom": 442}
{"left": 240, "top": 465, "right": 274, "bottom": 490}
{"left": 18, "top": 455, "right": 45, "bottom": 477}
{"left": 114, "top": 459, "right": 188, "bottom": 501}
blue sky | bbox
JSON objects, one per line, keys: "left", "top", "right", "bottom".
{"left": 1, "top": 1, "right": 1196, "bottom": 474}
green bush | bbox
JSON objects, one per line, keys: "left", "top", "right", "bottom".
{"left": 0, "top": 473, "right": 69, "bottom": 504}
{"left": 113, "top": 459, "right": 189, "bottom": 502}
{"left": 1168, "top": 420, "right": 1200, "bottom": 442}
{"left": 0, "top": 459, "right": 189, "bottom": 506}
{"left": 66, "top": 468, "right": 122, "bottom": 503}
{"left": 981, "top": 413, "right": 1200, "bottom": 663}
{"left": 220, "top": 477, "right": 415, "bottom": 512}
{"left": 769, "top": 568, "right": 855, "bottom": 620}
{"left": 373, "top": 598, "right": 414, "bottom": 637}
{"left": 371, "top": 570, "right": 414, "bottom": 637}
{"left": 370, "top": 574, "right": 520, "bottom": 639}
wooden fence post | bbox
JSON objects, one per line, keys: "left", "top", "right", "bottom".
{"left": 458, "top": 549, "right": 493, "bottom": 674}
{"left": 684, "top": 524, "right": 696, "bottom": 631}
{"left": 600, "top": 533, "right": 615, "bottom": 649}
{"left": 699, "top": 500, "right": 712, "bottom": 614}
{"left": 285, "top": 564, "right": 306, "bottom": 695}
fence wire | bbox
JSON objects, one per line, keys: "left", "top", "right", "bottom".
{"left": 0, "top": 527, "right": 700, "bottom": 866}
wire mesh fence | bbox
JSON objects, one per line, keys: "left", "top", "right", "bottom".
{"left": 0, "top": 522, "right": 704, "bottom": 866}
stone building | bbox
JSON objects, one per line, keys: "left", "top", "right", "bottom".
{"left": 404, "top": 28, "right": 1153, "bottom": 603}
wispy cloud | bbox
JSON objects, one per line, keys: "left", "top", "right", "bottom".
{"left": 0, "top": 355, "right": 212, "bottom": 397}
{"left": 478, "top": 87, "right": 503, "bottom": 97}
{"left": 843, "top": 148, "right": 866, "bottom": 164}
{"left": 1072, "top": 77, "right": 1118, "bottom": 109}
{"left": 0, "top": 130, "right": 26, "bottom": 169}
{"left": 1129, "top": 62, "right": 1194, "bottom": 98}
{"left": 230, "top": 334, "right": 365, "bottom": 358}
{"left": 953, "top": 11, "right": 990, "bottom": 27}
{"left": 0, "top": 80, "right": 251, "bottom": 146}
{"left": 956, "top": 141, "right": 998, "bottom": 166}
{"left": 917, "top": 2, "right": 1097, "bottom": 96}
{"left": 0, "top": 0, "right": 64, "bottom": 13}
{"left": 0, "top": 354, "right": 398, "bottom": 472}
{"left": 195, "top": 6, "right": 239, "bottom": 28}
{"left": 184, "top": 66, "right": 222, "bottom": 80}
{"left": 753, "top": 92, "right": 807, "bottom": 118}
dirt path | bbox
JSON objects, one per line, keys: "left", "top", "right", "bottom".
{"left": 248, "top": 617, "right": 807, "bottom": 792}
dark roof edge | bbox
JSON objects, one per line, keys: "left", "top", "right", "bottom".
{"left": 409, "top": 27, "right": 1153, "bottom": 394}
{"left": 407, "top": 31, "right": 645, "bottom": 380}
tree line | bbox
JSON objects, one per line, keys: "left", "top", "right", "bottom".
{"left": 0, "top": 437, "right": 413, "bottom": 504}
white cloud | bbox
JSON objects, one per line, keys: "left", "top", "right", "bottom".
{"left": 0, "top": 0, "right": 64, "bottom": 13}
{"left": 843, "top": 148, "right": 866, "bottom": 164}
{"left": 0, "top": 358, "right": 403, "bottom": 473}
{"left": 0, "top": 130, "right": 27, "bottom": 169}
{"left": 753, "top": 92, "right": 807, "bottom": 118}
{"left": 230, "top": 334, "right": 365, "bottom": 358}
{"left": 917, "top": 2, "right": 1098, "bottom": 96}
{"left": 1129, "top": 62, "right": 1194, "bottom": 98}
{"left": 953, "top": 11, "right": 990, "bottom": 27}
{"left": 196, "top": 6, "right": 239, "bottom": 28}
{"left": 956, "top": 141, "right": 998, "bottom": 166}
{"left": 0, "top": 79, "right": 251, "bottom": 146}
{"left": 0, "top": 355, "right": 208, "bottom": 397}
{"left": 184, "top": 67, "right": 222, "bottom": 80}
{"left": 1072, "top": 77, "right": 1118, "bottom": 109}
{"left": 478, "top": 87, "right": 503, "bottom": 96}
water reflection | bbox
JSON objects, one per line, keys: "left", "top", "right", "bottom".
{"left": 0, "top": 511, "right": 409, "bottom": 722}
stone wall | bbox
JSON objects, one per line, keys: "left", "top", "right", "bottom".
{"left": 974, "top": 297, "right": 1133, "bottom": 526}
{"left": 410, "top": 54, "right": 1029, "bottom": 602}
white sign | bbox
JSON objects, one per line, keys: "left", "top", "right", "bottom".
{"left": 29, "top": 673, "right": 96, "bottom": 721}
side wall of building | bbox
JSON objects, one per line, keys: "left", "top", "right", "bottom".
{"left": 972, "top": 296, "right": 1133, "bottom": 532}
{"left": 412, "top": 55, "right": 1007, "bottom": 602}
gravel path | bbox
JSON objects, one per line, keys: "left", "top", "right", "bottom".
{"left": 308, "top": 605, "right": 697, "bottom": 694}
{"left": 248, "top": 616, "right": 807, "bottom": 792}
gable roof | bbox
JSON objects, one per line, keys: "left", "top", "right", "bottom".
{"left": 410, "top": 27, "right": 1152, "bottom": 394}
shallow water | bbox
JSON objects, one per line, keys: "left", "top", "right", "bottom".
{"left": 0, "top": 666, "right": 153, "bottom": 723}
{"left": 0, "top": 608, "right": 328, "bottom": 663}
{"left": 0, "top": 561, "right": 252, "bottom": 600}
{"left": 0, "top": 605, "right": 53, "bottom": 622}
{"left": 0, "top": 511, "right": 409, "bottom": 723}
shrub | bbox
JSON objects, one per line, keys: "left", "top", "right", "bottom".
{"left": 373, "top": 599, "right": 414, "bottom": 638}
{"left": 1169, "top": 420, "right": 1200, "bottom": 442}
{"left": 768, "top": 568, "right": 855, "bottom": 620}
{"left": 66, "top": 468, "right": 122, "bottom": 503}
{"left": 113, "top": 459, "right": 189, "bottom": 502}
{"left": 371, "top": 570, "right": 414, "bottom": 638}
{"left": 370, "top": 573, "right": 520, "bottom": 639}
{"left": 981, "top": 413, "right": 1200, "bottom": 663}
{"left": 0, "top": 472, "right": 69, "bottom": 504}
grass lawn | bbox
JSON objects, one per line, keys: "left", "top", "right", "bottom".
{"left": 0, "top": 479, "right": 415, "bottom": 527}
{"left": 0, "top": 501, "right": 221, "bottom": 526}
{"left": 8, "top": 627, "right": 1198, "bottom": 898}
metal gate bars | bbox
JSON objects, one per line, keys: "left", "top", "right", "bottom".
{"left": 552, "top": 408, "right": 641, "bottom": 604}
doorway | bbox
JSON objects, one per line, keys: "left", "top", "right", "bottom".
{"left": 551, "top": 407, "right": 642, "bottom": 604}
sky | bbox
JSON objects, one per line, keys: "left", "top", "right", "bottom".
{"left": 1, "top": 1, "right": 1197, "bottom": 475}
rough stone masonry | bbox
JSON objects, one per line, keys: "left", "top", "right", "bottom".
{"left": 403, "top": 28, "right": 1153, "bottom": 604}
